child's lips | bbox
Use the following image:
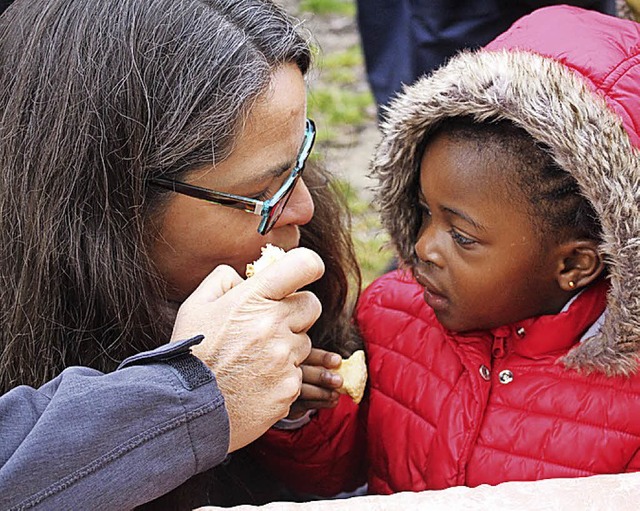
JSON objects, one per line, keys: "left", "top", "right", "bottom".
{"left": 414, "top": 271, "right": 449, "bottom": 310}
{"left": 423, "top": 288, "right": 449, "bottom": 310}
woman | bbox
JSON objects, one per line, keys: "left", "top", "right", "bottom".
{"left": 0, "top": 0, "right": 360, "bottom": 508}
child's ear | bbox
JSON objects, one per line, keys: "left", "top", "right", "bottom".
{"left": 555, "top": 240, "right": 605, "bottom": 292}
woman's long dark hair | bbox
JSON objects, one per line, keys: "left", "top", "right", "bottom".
{"left": 0, "top": 0, "right": 360, "bottom": 394}
{"left": 302, "top": 162, "right": 362, "bottom": 357}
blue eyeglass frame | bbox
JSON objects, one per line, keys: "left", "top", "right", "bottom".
{"left": 152, "top": 118, "right": 316, "bottom": 235}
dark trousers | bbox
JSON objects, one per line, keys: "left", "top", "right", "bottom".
{"left": 357, "top": 0, "right": 617, "bottom": 111}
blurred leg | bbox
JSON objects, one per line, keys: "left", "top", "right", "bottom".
{"left": 356, "top": 0, "right": 414, "bottom": 110}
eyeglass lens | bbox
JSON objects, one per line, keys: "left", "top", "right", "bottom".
{"left": 263, "top": 174, "right": 300, "bottom": 233}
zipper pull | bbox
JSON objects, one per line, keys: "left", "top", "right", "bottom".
{"left": 492, "top": 326, "right": 510, "bottom": 358}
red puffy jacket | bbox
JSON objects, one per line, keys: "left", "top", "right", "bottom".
{"left": 256, "top": 5, "right": 640, "bottom": 497}
{"left": 256, "top": 272, "right": 640, "bottom": 495}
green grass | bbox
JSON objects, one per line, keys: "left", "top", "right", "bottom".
{"left": 307, "top": 46, "right": 374, "bottom": 144}
{"left": 334, "top": 180, "right": 394, "bottom": 287}
{"left": 301, "top": 2, "right": 391, "bottom": 288}
{"left": 308, "top": 87, "right": 373, "bottom": 128}
{"left": 321, "top": 46, "right": 363, "bottom": 83}
{"left": 299, "top": 0, "right": 356, "bottom": 16}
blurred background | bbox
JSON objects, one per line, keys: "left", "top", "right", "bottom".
{"left": 277, "top": 0, "right": 393, "bottom": 286}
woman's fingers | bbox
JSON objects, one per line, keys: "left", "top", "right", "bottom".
{"left": 249, "top": 247, "right": 325, "bottom": 301}
{"left": 281, "top": 291, "right": 322, "bottom": 333}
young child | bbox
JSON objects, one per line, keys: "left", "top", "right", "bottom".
{"left": 253, "top": 5, "right": 640, "bottom": 497}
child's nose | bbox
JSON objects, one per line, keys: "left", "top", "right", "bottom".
{"left": 414, "top": 224, "right": 445, "bottom": 268}
{"left": 273, "top": 179, "right": 315, "bottom": 228}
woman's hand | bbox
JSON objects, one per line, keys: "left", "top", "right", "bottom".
{"left": 287, "top": 348, "right": 344, "bottom": 420}
{"left": 173, "top": 247, "right": 324, "bottom": 453}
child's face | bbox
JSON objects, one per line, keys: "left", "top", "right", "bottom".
{"left": 414, "top": 132, "right": 567, "bottom": 332}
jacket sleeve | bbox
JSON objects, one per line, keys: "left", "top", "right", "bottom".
{"left": 0, "top": 336, "right": 230, "bottom": 510}
{"left": 625, "top": 447, "right": 640, "bottom": 472}
{"left": 251, "top": 394, "right": 367, "bottom": 497}
{"left": 251, "top": 276, "right": 396, "bottom": 498}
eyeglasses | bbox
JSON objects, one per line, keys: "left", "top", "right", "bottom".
{"left": 152, "top": 118, "right": 316, "bottom": 235}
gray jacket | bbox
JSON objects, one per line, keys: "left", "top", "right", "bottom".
{"left": 0, "top": 336, "right": 230, "bottom": 510}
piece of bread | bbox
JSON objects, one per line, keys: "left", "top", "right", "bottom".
{"left": 331, "top": 350, "right": 367, "bottom": 404}
{"left": 245, "top": 244, "right": 286, "bottom": 278}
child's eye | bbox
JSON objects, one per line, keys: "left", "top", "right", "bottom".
{"left": 449, "top": 229, "right": 475, "bottom": 246}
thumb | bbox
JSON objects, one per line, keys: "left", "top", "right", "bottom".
{"left": 246, "top": 247, "right": 325, "bottom": 301}
{"left": 189, "top": 264, "right": 244, "bottom": 303}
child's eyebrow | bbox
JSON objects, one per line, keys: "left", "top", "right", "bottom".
{"left": 443, "top": 206, "right": 487, "bottom": 232}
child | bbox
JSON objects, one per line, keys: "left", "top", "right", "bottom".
{"left": 254, "top": 5, "right": 640, "bottom": 497}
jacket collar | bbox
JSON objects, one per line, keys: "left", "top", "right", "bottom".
{"left": 492, "top": 279, "right": 608, "bottom": 359}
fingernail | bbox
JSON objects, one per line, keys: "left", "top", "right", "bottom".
{"left": 330, "top": 374, "right": 342, "bottom": 386}
{"left": 329, "top": 353, "right": 341, "bottom": 366}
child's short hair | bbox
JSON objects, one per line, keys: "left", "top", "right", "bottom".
{"left": 430, "top": 116, "right": 603, "bottom": 244}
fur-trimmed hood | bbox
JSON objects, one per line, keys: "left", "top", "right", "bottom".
{"left": 371, "top": 6, "right": 640, "bottom": 375}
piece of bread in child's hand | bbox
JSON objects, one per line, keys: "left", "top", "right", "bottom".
{"left": 331, "top": 350, "right": 367, "bottom": 404}
{"left": 245, "top": 244, "right": 286, "bottom": 278}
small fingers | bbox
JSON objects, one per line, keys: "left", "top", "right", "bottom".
{"left": 303, "top": 348, "right": 342, "bottom": 369}
{"left": 301, "top": 364, "right": 342, "bottom": 389}
{"left": 300, "top": 399, "right": 340, "bottom": 410}
{"left": 292, "top": 398, "right": 340, "bottom": 415}
{"left": 299, "top": 382, "right": 340, "bottom": 403}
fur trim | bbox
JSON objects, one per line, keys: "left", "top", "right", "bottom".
{"left": 371, "top": 50, "right": 640, "bottom": 375}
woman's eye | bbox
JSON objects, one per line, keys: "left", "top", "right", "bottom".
{"left": 449, "top": 229, "right": 475, "bottom": 246}
{"left": 247, "top": 184, "right": 272, "bottom": 201}
{"left": 250, "top": 172, "right": 289, "bottom": 201}
{"left": 251, "top": 190, "right": 270, "bottom": 201}
{"left": 418, "top": 202, "right": 431, "bottom": 217}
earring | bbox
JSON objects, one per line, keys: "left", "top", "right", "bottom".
{"left": 568, "top": 281, "right": 576, "bottom": 289}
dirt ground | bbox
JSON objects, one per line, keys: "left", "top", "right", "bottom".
{"left": 277, "top": 0, "right": 381, "bottom": 199}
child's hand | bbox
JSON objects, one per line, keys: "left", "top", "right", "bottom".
{"left": 287, "top": 348, "right": 343, "bottom": 420}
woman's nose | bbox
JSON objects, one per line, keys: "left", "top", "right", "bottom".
{"left": 415, "top": 223, "right": 445, "bottom": 268}
{"left": 274, "top": 178, "right": 315, "bottom": 228}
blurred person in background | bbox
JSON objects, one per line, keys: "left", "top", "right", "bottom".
{"left": 357, "top": 0, "right": 616, "bottom": 119}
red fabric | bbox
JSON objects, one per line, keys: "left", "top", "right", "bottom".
{"left": 255, "top": 271, "right": 640, "bottom": 496}
{"left": 253, "top": 7, "right": 640, "bottom": 497}
{"left": 254, "top": 394, "right": 366, "bottom": 497}
{"left": 486, "top": 5, "right": 640, "bottom": 148}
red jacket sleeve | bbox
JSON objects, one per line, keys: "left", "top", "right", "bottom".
{"left": 626, "top": 447, "right": 640, "bottom": 472}
{"left": 251, "top": 394, "right": 367, "bottom": 497}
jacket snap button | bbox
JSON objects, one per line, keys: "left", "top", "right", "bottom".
{"left": 499, "top": 370, "right": 514, "bottom": 384}
{"left": 479, "top": 365, "right": 491, "bottom": 381}
{"left": 516, "top": 327, "right": 525, "bottom": 337}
